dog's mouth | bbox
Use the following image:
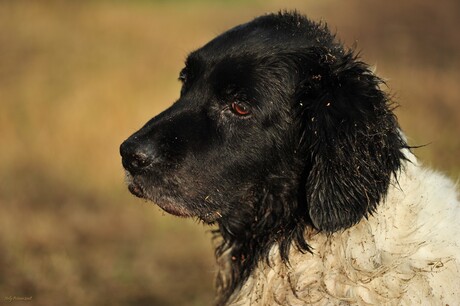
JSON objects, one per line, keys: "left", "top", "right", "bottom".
{"left": 124, "top": 171, "right": 223, "bottom": 223}
{"left": 124, "top": 171, "right": 194, "bottom": 218}
{"left": 125, "top": 171, "right": 146, "bottom": 198}
{"left": 127, "top": 180, "right": 145, "bottom": 198}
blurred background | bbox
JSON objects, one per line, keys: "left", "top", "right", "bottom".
{"left": 1, "top": 0, "right": 459, "bottom": 305}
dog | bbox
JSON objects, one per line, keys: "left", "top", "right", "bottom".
{"left": 120, "top": 11, "right": 460, "bottom": 305}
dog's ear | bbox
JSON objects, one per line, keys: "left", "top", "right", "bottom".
{"left": 296, "top": 48, "right": 407, "bottom": 232}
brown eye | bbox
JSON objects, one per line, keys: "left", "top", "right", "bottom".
{"left": 231, "top": 102, "right": 250, "bottom": 116}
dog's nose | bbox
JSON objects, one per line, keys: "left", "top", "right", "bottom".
{"left": 120, "top": 139, "right": 154, "bottom": 174}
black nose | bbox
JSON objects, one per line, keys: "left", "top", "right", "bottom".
{"left": 120, "top": 139, "right": 154, "bottom": 174}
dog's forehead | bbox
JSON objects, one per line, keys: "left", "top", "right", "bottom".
{"left": 189, "top": 23, "right": 287, "bottom": 62}
{"left": 186, "top": 32, "right": 270, "bottom": 69}
{"left": 185, "top": 13, "right": 336, "bottom": 72}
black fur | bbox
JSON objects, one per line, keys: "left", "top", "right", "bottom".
{"left": 120, "top": 11, "right": 407, "bottom": 305}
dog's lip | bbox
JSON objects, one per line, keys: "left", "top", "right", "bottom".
{"left": 125, "top": 171, "right": 145, "bottom": 198}
{"left": 125, "top": 173, "right": 193, "bottom": 218}
{"left": 156, "top": 201, "right": 193, "bottom": 218}
{"left": 128, "top": 181, "right": 145, "bottom": 198}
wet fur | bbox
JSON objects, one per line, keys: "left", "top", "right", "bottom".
{"left": 120, "top": 12, "right": 460, "bottom": 305}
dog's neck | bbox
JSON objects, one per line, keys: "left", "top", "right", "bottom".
{"left": 214, "top": 172, "right": 312, "bottom": 306}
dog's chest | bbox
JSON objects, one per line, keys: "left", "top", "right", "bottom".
{"left": 226, "top": 222, "right": 450, "bottom": 305}
{"left": 222, "top": 162, "right": 460, "bottom": 305}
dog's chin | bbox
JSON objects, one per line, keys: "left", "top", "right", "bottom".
{"left": 125, "top": 172, "right": 194, "bottom": 218}
{"left": 125, "top": 171, "right": 146, "bottom": 198}
{"left": 127, "top": 181, "right": 145, "bottom": 198}
{"left": 124, "top": 171, "right": 223, "bottom": 223}
{"left": 155, "top": 200, "right": 194, "bottom": 218}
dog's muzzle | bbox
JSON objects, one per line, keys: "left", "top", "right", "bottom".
{"left": 120, "top": 138, "right": 155, "bottom": 175}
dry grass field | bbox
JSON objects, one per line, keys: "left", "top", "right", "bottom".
{"left": 1, "top": 1, "right": 459, "bottom": 305}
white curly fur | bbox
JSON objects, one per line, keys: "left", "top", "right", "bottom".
{"left": 223, "top": 150, "right": 460, "bottom": 305}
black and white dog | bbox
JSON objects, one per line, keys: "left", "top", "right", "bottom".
{"left": 120, "top": 12, "right": 460, "bottom": 305}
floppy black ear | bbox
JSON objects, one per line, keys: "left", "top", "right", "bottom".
{"left": 297, "top": 49, "right": 407, "bottom": 232}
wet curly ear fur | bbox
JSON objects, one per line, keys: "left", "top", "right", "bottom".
{"left": 297, "top": 48, "right": 407, "bottom": 233}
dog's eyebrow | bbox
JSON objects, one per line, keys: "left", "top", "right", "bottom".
{"left": 184, "top": 54, "right": 202, "bottom": 70}
{"left": 182, "top": 54, "right": 204, "bottom": 82}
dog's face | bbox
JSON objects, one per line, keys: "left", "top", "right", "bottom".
{"left": 120, "top": 12, "right": 405, "bottom": 233}
{"left": 120, "top": 26, "right": 300, "bottom": 223}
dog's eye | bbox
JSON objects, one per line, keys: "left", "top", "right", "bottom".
{"left": 231, "top": 102, "right": 250, "bottom": 116}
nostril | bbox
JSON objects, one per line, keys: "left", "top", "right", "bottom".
{"left": 120, "top": 139, "right": 155, "bottom": 173}
{"left": 130, "top": 152, "right": 152, "bottom": 169}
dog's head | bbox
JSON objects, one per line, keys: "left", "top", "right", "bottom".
{"left": 120, "top": 12, "right": 406, "bottom": 235}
